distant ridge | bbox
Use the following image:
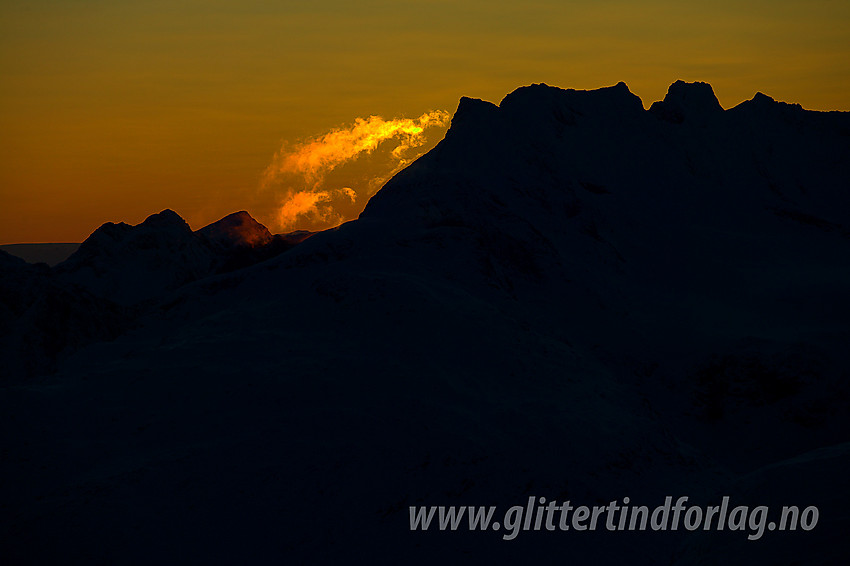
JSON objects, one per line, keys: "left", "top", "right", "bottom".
{"left": 0, "top": 242, "right": 81, "bottom": 266}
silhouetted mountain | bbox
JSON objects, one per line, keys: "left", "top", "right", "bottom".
{"left": 55, "top": 209, "right": 312, "bottom": 305}
{"left": 649, "top": 80, "right": 724, "bottom": 123}
{"left": 0, "top": 211, "right": 311, "bottom": 379}
{"left": 197, "top": 211, "right": 313, "bottom": 273}
{"left": 54, "top": 209, "right": 215, "bottom": 305}
{"left": 2, "top": 81, "right": 849, "bottom": 564}
{"left": 197, "top": 210, "right": 274, "bottom": 248}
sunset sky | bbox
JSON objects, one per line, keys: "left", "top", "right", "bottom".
{"left": 2, "top": 0, "right": 848, "bottom": 243}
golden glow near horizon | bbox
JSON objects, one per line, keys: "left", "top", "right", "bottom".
{"left": 1, "top": 0, "right": 848, "bottom": 242}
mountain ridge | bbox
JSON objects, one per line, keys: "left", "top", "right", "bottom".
{"left": 2, "top": 80, "right": 849, "bottom": 563}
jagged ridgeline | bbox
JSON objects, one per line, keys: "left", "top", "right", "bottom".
{"left": 1, "top": 81, "right": 849, "bottom": 564}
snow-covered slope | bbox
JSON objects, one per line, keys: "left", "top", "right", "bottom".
{"left": 2, "top": 81, "right": 849, "bottom": 564}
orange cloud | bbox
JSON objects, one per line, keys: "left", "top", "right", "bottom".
{"left": 277, "top": 187, "right": 358, "bottom": 230}
{"left": 262, "top": 110, "right": 450, "bottom": 231}
{"left": 263, "top": 111, "right": 449, "bottom": 186}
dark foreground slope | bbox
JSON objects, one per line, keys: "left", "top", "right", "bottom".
{"left": 2, "top": 81, "right": 849, "bottom": 564}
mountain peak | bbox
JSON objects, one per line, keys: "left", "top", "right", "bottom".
{"left": 444, "top": 83, "right": 646, "bottom": 145}
{"left": 499, "top": 81, "right": 643, "bottom": 117}
{"left": 665, "top": 80, "right": 723, "bottom": 111}
{"left": 728, "top": 90, "right": 807, "bottom": 118}
{"left": 197, "top": 211, "right": 273, "bottom": 248}
{"left": 649, "top": 80, "right": 723, "bottom": 123}
{"left": 139, "top": 209, "right": 192, "bottom": 233}
{"left": 448, "top": 96, "right": 500, "bottom": 133}
{"left": 752, "top": 91, "right": 775, "bottom": 104}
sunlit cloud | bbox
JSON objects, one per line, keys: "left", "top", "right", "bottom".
{"left": 261, "top": 110, "right": 450, "bottom": 231}
{"left": 277, "top": 187, "right": 357, "bottom": 229}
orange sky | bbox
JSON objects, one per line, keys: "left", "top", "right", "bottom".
{"left": 1, "top": 0, "right": 848, "bottom": 243}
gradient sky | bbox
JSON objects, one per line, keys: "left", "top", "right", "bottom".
{"left": 2, "top": 0, "right": 848, "bottom": 243}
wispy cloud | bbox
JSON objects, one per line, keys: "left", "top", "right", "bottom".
{"left": 262, "top": 111, "right": 450, "bottom": 231}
